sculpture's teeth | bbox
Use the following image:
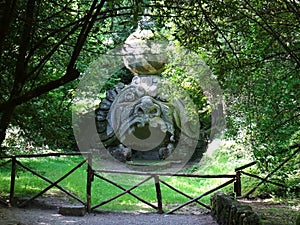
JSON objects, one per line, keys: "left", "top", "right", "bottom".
{"left": 167, "top": 143, "right": 174, "bottom": 151}
{"left": 170, "top": 135, "right": 175, "bottom": 142}
{"left": 150, "top": 122, "right": 157, "bottom": 128}
{"left": 161, "top": 124, "right": 167, "bottom": 133}
{"left": 149, "top": 118, "right": 167, "bottom": 133}
{"left": 129, "top": 126, "right": 135, "bottom": 134}
{"left": 120, "top": 135, "right": 125, "bottom": 142}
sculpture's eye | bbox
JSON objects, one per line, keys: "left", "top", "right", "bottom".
{"left": 158, "top": 95, "right": 167, "bottom": 102}
{"left": 125, "top": 92, "right": 135, "bottom": 102}
{"left": 157, "top": 92, "right": 168, "bottom": 102}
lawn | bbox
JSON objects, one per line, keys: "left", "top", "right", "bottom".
{"left": 0, "top": 150, "right": 239, "bottom": 212}
{"left": 1, "top": 145, "right": 299, "bottom": 225}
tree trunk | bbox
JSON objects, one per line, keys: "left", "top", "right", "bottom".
{"left": 0, "top": 0, "right": 104, "bottom": 152}
{"left": 0, "top": 0, "right": 18, "bottom": 55}
{"left": 0, "top": 0, "right": 35, "bottom": 152}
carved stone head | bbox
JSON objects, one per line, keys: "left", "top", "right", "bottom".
{"left": 95, "top": 74, "right": 200, "bottom": 163}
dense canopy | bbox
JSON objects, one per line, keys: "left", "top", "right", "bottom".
{"left": 0, "top": 0, "right": 299, "bottom": 181}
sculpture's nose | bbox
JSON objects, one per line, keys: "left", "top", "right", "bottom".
{"left": 135, "top": 96, "right": 161, "bottom": 117}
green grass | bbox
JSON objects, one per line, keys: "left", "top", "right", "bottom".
{"left": 0, "top": 143, "right": 250, "bottom": 212}
{"left": 242, "top": 198, "right": 300, "bottom": 225}
{"left": 2, "top": 142, "right": 298, "bottom": 224}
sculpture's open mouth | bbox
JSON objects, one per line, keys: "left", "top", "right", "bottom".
{"left": 117, "top": 114, "right": 175, "bottom": 159}
{"left": 131, "top": 123, "right": 151, "bottom": 140}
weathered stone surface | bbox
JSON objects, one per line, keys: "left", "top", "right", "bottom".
{"left": 122, "top": 24, "right": 168, "bottom": 76}
{"left": 210, "top": 192, "right": 273, "bottom": 225}
{"left": 95, "top": 75, "right": 204, "bottom": 165}
{"left": 94, "top": 20, "right": 208, "bottom": 167}
{"left": 58, "top": 205, "right": 86, "bottom": 217}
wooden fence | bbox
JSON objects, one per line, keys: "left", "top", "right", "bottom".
{"left": 0, "top": 152, "right": 91, "bottom": 209}
{"left": 236, "top": 143, "right": 300, "bottom": 199}
{"left": 0, "top": 152, "right": 240, "bottom": 213}
{"left": 1, "top": 144, "right": 298, "bottom": 213}
{"left": 92, "top": 169, "right": 237, "bottom": 214}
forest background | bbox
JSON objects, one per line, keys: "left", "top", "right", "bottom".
{"left": 0, "top": 0, "right": 299, "bottom": 198}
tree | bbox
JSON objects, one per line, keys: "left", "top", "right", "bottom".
{"left": 151, "top": 0, "right": 299, "bottom": 172}
{"left": 2, "top": 0, "right": 299, "bottom": 174}
{"left": 0, "top": 0, "right": 145, "bottom": 152}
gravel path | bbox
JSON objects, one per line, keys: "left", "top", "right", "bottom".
{"left": 0, "top": 207, "right": 218, "bottom": 225}
{"left": 0, "top": 196, "right": 218, "bottom": 225}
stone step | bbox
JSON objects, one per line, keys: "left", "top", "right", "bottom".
{"left": 58, "top": 205, "right": 86, "bottom": 217}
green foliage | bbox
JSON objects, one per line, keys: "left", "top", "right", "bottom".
{"left": 100, "top": 67, "right": 133, "bottom": 96}
{"left": 0, "top": 0, "right": 146, "bottom": 152}
{"left": 1, "top": 0, "right": 299, "bottom": 200}
{"left": 162, "top": 65, "right": 211, "bottom": 132}
{"left": 151, "top": 0, "right": 300, "bottom": 182}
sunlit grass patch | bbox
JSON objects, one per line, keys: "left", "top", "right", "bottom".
{"left": 0, "top": 142, "right": 249, "bottom": 211}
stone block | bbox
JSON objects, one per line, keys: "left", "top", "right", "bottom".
{"left": 210, "top": 192, "right": 273, "bottom": 225}
{"left": 58, "top": 205, "right": 86, "bottom": 216}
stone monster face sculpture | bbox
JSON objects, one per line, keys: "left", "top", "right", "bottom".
{"left": 95, "top": 22, "right": 201, "bottom": 164}
{"left": 109, "top": 75, "right": 175, "bottom": 160}
{"left": 95, "top": 75, "right": 200, "bottom": 163}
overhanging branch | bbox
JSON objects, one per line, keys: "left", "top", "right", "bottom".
{"left": 0, "top": 68, "right": 80, "bottom": 111}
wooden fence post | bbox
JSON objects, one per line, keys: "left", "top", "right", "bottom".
{"left": 234, "top": 170, "right": 242, "bottom": 197}
{"left": 86, "top": 153, "right": 93, "bottom": 213}
{"left": 154, "top": 175, "right": 163, "bottom": 214}
{"left": 9, "top": 156, "right": 16, "bottom": 205}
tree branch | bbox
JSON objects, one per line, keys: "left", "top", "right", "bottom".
{"left": 11, "top": 0, "right": 35, "bottom": 91}
{"left": 0, "top": 67, "right": 80, "bottom": 111}
{"left": 0, "top": 0, "right": 18, "bottom": 54}
{"left": 243, "top": 0, "right": 300, "bottom": 67}
{"left": 198, "top": 2, "right": 242, "bottom": 68}
{"left": 27, "top": 21, "right": 82, "bottom": 78}
{"left": 0, "top": 0, "right": 107, "bottom": 111}
{"left": 26, "top": 16, "right": 86, "bottom": 63}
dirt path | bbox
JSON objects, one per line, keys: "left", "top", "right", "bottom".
{"left": 0, "top": 197, "right": 218, "bottom": 225}
{"left": 0, "top": 207, "right": 218, "bottom": 225}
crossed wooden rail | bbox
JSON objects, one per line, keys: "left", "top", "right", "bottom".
{"left": 0, "top": 152, "right": 238, "bottom": 213}
{"left": 1, "top": 144, "right": 298, "bottom": 213}
{"left": 92, "top": 169, "right": 237, "bottom": 214}
{"left": 0, "top": 152, "right": 91, "bottom": 209}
